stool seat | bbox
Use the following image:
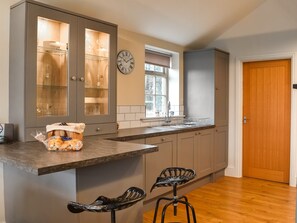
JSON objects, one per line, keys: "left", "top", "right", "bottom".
{"left": 150, "top": 167, "right": 196, "bottom": 191}
{"left": 67, "top": 187, "right": 146, "bottom": 223}
{"left": 151, "top": 167, "right": 197, "bottom": 223}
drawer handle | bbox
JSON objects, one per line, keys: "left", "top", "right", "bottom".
{"left": 96, "top": 128, "right": 101, "bottom": 131}
{"left": 161, "top": 138, "right": 166, "bottom": 142}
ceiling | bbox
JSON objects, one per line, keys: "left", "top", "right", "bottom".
{"left": 38, "top": 0, "right": 266, "bottom": 48}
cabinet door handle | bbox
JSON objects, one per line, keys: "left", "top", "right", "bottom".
{"left": 79, "top": 77, "right": 85, "bottom": 82}
{"left": 96, "top": 128, "right": 101, "bottom": 132}
{"left": 71, "top": 76, "right": 77, "bottom": 81}
{"left": 161, "top": 138, "right": 166, "bottom": 142}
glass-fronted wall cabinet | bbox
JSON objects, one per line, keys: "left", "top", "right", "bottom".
{"left": 9, "top": 0, "right": 117, "bottom": 141}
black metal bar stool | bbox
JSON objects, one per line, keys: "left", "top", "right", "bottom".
{"left": 67, "top": 187, "right": 146, "bottom": 223}
{"left": 150, "top": 167, "right": 197, "bottom": 223}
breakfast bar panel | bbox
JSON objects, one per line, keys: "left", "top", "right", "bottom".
{"left": 4, "top": 155, "right": 144, "bottom": 223}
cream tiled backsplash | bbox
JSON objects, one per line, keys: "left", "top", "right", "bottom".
{"left": 117, "top": 105, "right": 184, "bottom": 129}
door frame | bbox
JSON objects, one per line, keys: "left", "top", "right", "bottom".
{"left": 228, "top": 52, "right": 297, "bottom": 186}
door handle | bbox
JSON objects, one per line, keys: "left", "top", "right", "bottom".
{"left": 243, "top": 116, "right": 249, "bottom": 124}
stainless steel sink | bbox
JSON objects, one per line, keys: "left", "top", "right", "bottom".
{"left": 151, "top": 122, "right": 200, "bottom": 130}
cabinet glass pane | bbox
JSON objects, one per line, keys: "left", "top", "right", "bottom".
{"left": 84, "top": 28, "right": 110, "bottom": 116}
{"left": 36, "top": 17, "right": 69, "bottom": 117}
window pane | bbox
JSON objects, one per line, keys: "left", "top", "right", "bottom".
{"left": 156, "top": 95, "right": 166, "bottom": 114}
{"left": 145, "top": 75, "right": 155, "bottom": 94}
{"left": 145, "top": 95, "right": 154, "bottom": 117}
{"left": 155, "top": 76, "right": 166, "bottom": 95}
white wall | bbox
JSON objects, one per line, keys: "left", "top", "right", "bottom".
{"left": 208, "top": 0, "right": 297, "bottom": 186}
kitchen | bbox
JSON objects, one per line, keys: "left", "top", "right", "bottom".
{"left": 1, "top": 0, "right": 297, "bottom": 222}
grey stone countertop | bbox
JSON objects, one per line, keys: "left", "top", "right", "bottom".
{"left": 0, "top": 124, "right": 214, "bottom": 176}
{"left": 107, "top": 124, "right": 215, "bottom": 141}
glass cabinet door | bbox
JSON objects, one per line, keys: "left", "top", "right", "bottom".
{"left": 36, "top": 16, "right": 69, "bottom": 117}
{"left": 26, "top": 4, "right": 77, "bottom": 127}
{"left": 77, "top": 19, "right": 117, "bottom": 124}
{"left": 84, "top": 28, "right": 110, "bottom": 116}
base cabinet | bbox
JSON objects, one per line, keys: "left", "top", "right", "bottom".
{"left": 214, "top": 126, "right": 228, "bottom": 171}
{"left": 139, "top": 126, "right": 226, "bottom": 201}
{"left": 178, "top": 128, "right": 214, "bottom": 179}
{"left": 177, "top": 131, "right": 195, "bottom": 170}
{"left": 195, "top": 128, "right": 214, "bottom": 178}
{"left": 144, "top": 134, "right": 177, "bottom": 200}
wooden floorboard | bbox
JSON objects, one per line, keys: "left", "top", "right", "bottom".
{"left": 143, "top": 176, "right": 296, "bottom": 223}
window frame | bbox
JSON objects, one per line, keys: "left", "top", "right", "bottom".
{"left": 145, "top": 63, "right": 169, "bottom": 117}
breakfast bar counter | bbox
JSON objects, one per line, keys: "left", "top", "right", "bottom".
{"left": 0, "top": 136, "right": 158, "bottom": 223}
{"left": 0, "top": 136, "right": 157, "bottom": 175}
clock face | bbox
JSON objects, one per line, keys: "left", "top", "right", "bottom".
{"left": 117, "top": 50, "right": 135, "bottom": 74}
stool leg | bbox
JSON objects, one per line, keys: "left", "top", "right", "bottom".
{"left": 111, "top": 210, "right": 116, "bottom": 223}
{"left": 187, "top": 202, "right": 197, "bottom": 223}
{"left": 153, "top": 197, "right": 172, "bottom": 223}
{"left": 176, "top": 199, "right": 197, "bottom": 223}
{"left": 173, "top": 184, "right": 178, "bottom": 216}
{"left": 180, "top": 195, "right": 191, "bottom": 222}
{"left": 161, "top": 200, "right": 174, "bottom": 223}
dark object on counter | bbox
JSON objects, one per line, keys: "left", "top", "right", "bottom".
{"left": 293, "top": 84, "right": 297, "bottom": 89}
{"left": 150, "top": 167, "right": 197, "bottom": 223}
{"left": 67, "top": 187, "right": 146, "bottom": 223}
{"left": 0, "top": 123, "right": 14, "bottom": 144}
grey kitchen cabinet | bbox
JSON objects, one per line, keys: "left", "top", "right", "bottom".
{"left": 145, "top": 134, "right": 177, "bottom": 200}
{"left": 214, "top": 126, "right": 228, "bottom": 172}
{"left": 215, "top": 50, "right": 229, "bottom": 127}
{"left": 184, "top": 48, "right": 229, "bottom": 126}
{"left": 9, "top": 0, "right": 117, "bottom": 141}
{"left": 178, "top": 128, "right": 214, "bottom": 178}
{"left": 177, "top": 131, "right": 195, "bottom": 169}
{"left": 184, "top": 49, "right": 215, "bottom": 124}
{"left": 184, "top": 48, "right": 229, "bottom": 174}
{"left": 194, "top": 128, "right": 214, "bottom": 178}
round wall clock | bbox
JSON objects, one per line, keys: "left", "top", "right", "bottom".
{"left": 117, "top": 50, "right": 135, "bottom": 74}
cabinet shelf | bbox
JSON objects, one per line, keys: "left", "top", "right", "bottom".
{"left": 85, "top": 53, "right": 109, "bottom": 61}
{"left": 37, "top": 84, "right": 67, "bottom": 88}
{"left": 85, "top": 86, "right": 108, "bottom": 90}
{"left": 85, "top": 97, "right": 108, "bottom": 104}
{"left": 37, "top": 46, "right": 68, "bottom": 56}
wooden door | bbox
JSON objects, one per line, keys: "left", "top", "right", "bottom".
{"left": 243, "top": 59, "right": 291, "bottom": 183}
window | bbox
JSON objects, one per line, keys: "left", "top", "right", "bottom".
{"left": 145, "top": 63, "right": 168, "bottom": 117}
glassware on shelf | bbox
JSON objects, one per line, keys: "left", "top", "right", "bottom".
{"left": 84, "top": 28, "right": 110, "bottom": 116}
{"left": 36, "top": 16, "right": 69, "bottom": 118}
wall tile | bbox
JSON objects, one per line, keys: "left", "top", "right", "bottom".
{"left": 118, "top": 106, "right": 130, "bottom": 114}
{"left": 125, "top": 113, "right": 136, "bottom": 121}
{"left": 117, "top": 114, "right": 125, "bottom": 121}
{"left": 131, "top": 105, "right": 141, "bottom": 113}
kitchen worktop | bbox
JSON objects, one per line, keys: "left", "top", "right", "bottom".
{"left": 0, "top": 137, "right": 157, "bottom": 175}
{"left": 108, "top": 124, "right": 215, "bottom": 141}
{"left": 0, "top": 124, "right": 214, "bottom": 176}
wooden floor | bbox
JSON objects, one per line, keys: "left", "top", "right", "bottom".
{"left": 143, "top": 177, "right": 296, "bottom": 223}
